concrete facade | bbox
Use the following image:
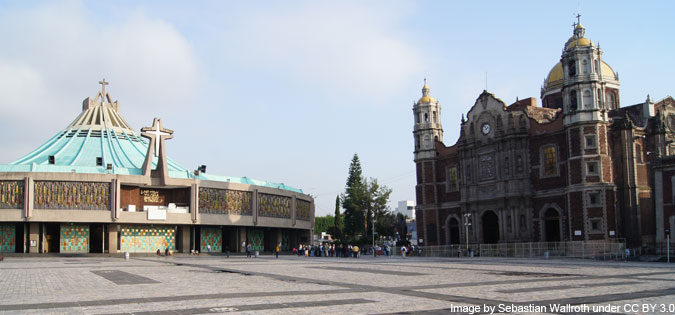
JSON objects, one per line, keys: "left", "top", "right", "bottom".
{"left": 0, "top": 82, "right": 314, "bottom": 254}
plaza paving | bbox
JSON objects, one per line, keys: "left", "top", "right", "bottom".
{"left": 0, "top": 254, "right": 674, "bottom": 314}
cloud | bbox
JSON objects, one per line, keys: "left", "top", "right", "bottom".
{"left": 221, "top": 2, "right": 425, "bottom": 107}
{"left": 0, "top": 1, "right": 201, "bottom": 163}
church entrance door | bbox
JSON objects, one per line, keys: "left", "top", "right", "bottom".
{"left": 448, "top": 218, "right": 460, "bottom": 244}
{"left": 482, "top": 211, "right": 500, "bottom": 244}
{"left": 544, "top": 208, "right": 561, "bottom": 242}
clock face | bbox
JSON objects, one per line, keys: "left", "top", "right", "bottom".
{"left": 481, "top": 123, "right": 491, "bottom": 135}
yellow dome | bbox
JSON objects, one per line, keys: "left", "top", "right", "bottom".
{"left": 418, "top": 95, "right": 437, "bottom": 104}
{"left": 544, "top": 60, "right": 617, "bottom": 89}
{"left": 545, "top": 62, "right": 564, "bottom": 89}
{"left": 600, "top": 61, "right": 616, "bottom": 80}
{"left": 575, "top": 23, "right": 584, "bottom": 29}
{"left": 566, "top": 37, "right": 593, "bottom": 50}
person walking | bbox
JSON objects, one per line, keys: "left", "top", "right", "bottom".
{"left": 246, "top": 243, "right": 252, "bottom": 258}
{"left": 275, "top": 243, "right": 280, "bottom": 259}
{"left": 401, "top": 245, "right": 407, "bottom": 257}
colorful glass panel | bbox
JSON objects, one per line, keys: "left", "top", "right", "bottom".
{"left": 296, "top": 200, "right": 310, "bottom": 221}
{"left": 200, "top": 226, "right": 222, "bottom": 253}
{"left": 257, "top": 193, "right": 291, "bottom": 219}
{"left": 544, "top": 146, "right": 558, "bottom": 176}
{"left": 199, "top": 188, "right": 252, "bottom": 215}
{"left": 448, "top": 165, "right": 458, "bottom": 191}
{"left": 34, "top": 181, "right": 110, "bottom": 210}
{"left": 60, "top": 224, "right": 89, "bottom": 253}
{"left": 247, "top": 229, "right": 264, "bottom": 251}
{"left": 120, "top": 225, "right": 175, "bottom": 253}
{"left": 0, "top": 224, "right": 16, "bottom": 252}
{"left": 0, "top": 181, "right": 24, "bottom": 209}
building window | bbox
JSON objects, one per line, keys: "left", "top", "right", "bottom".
{"left": 583, "top": 90, "right": 593, "bottom": 108}
{"left": 570, "top": 90, "right": 577, "bottom": 111}
{"left": 465, "top": 164, "right": 472, "bottom": 182}
{"left": 424, "top": 113, "right": 429, "bottom": 122}
{"left": 543, "top": 145, "right": 558, "bottom": 176}
{"left": 636, "top": 144, "right": 643, "bottom": 163}
{"left": 606, "top": 92, "right": 615, "bottom": 109}
{"left": 416, "top": 112, "right": 420, "bottom": 124}
{"left": 568, "top": 60, "right": 576, "bottom": 77}
{"left": 590, "top": 218, "right": 602, "bottom": 233}
{"left": 448, "top": 165, "right": 458, "bottom": 192}
{"left": 588, "top": 192, "right": 601, "bottom": 207}
{"left": 585, "top": 135, "right": 596, "bottom": 149}
{"left": 587, "top": 161, "right": 599, "bottom": 176}
{"left": 433, "top": 111, "right": 437, "bottom": 123}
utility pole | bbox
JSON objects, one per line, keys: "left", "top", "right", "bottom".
{"left": 464, "top": 213, "right": 471, "bottom": 256}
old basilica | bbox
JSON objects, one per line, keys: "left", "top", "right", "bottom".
{"left": 413, "top": 20, "right": 675, "bottom": 248}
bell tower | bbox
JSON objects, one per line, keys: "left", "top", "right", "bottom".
{"left": 560, "top": 18, "right": 619, "bottom": 126}
{"left": 413, "top": 80, "right": 443, "bottom": 161}
{"left": 559, "top": 17, "right": 620, "bottom": 242}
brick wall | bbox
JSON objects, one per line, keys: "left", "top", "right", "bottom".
{"left": 569, "top": 191, "right": 584, "bottom": 240}
{"left": 570, "top": 128, "right": 581, "bottom": 157}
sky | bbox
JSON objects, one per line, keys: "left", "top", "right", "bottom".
{"left": 0, "top": 1, "right": 673, "bottom": 217}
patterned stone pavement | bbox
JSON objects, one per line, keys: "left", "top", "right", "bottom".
{"left": 0, "top": 254, "right": 674, "bottom": 314}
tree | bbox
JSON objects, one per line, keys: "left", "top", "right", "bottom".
{"left": 340, "top": 154, "right": 392, "bottom": 243}
{"left": 331, "top": 195, "right": 343, "bottom": 240}
{"left": 341, "top": 154, "right": 365, "bottom": 240}
{"left": 363, "top": 178, "right": 392, "bottom": 244}
{"left": 314, "top": 215, "right": 334, "bottom": 236}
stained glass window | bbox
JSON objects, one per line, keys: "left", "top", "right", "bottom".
{"left": 448, "top": 165, "right": 458, "bottom": 191}
{"left": 544, "top": 146, "right": 557, "bottom": 176}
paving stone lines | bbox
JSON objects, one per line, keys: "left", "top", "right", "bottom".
{"left": 309, "top": 266, "right": 427, "bottom": 276}
{"left": 0, "top": 255, "right": 674, "bottom": 314}
{"left": 101, "top": 299, "right": 375, "bottom": 315}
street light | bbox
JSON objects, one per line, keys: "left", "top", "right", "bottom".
{"left": 373, "top": 216, "right": 377, "bottom": 257}
{"left": 463, "top": 213, "right": 472, "bottom": 256}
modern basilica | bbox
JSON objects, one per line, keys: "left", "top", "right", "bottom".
{"left": 413, "top": 21, "right": 675, "bottom": 248}
{"left": 0, "top": 80, "right": 314, "bottom": 254}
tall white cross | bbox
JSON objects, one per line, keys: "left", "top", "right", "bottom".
{"left": 99, "top": 78, "right": 109, "bottom": 98}
{"left": 141, "top": 118, "right": 173, "bottom": 157}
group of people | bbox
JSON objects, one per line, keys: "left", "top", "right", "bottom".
{"left": 156, "top": 248, "right": 172, "bottom": 256}
{"left": 293, "top": 244, "right": 396, "bottom": 258}
{"left": 400, "top": 245, "right": 422, "bottom": 257}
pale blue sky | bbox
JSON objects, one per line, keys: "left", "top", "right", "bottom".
{"left": 0, "top": 1, "right": 673, "bottom": 216}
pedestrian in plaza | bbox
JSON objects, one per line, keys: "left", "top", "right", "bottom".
{"left": 165, "top": 247, "right": 171, "bottom": 256}
{"left": 225, "top": 246, "right": 230, "bottom": 258}
{"left": 156, "top": 249, "right": 161, "bottom": 256}
{"left": 207, "top": 244, "right": 211, "bottom": 254}
{"left": 246, "top": 243, "right": 252, "bottom": 258}
{"left": 275, "top": 243, "right": 280, "bottom": 259}
{"left": 353, "top": 245, "right": 359, "bottom": 258}
{"left": 457, "top": 247, "right": 462, "bottom": 257}
{"left": 401, "top": 245, "right": 407, "bottom": 257}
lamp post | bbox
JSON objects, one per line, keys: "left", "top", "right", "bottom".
{"left": 372, "top": 217, "right": 376, "bottom": 257}
{"left": 463, "top": 213, "right": 471, "bottom": 256}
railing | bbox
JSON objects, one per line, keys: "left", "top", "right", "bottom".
{"left": 420, "top": 240, "right": 627, "bottom": 260}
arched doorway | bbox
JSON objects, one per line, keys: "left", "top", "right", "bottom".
{"left": 544, "top": 208, "right": 561, "bottom": 242}
{"left": 482, "top": 211, "right": 500, "bottom": 244}
{"left": 448, "top": 218, "right": 460, "bottom": 245}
